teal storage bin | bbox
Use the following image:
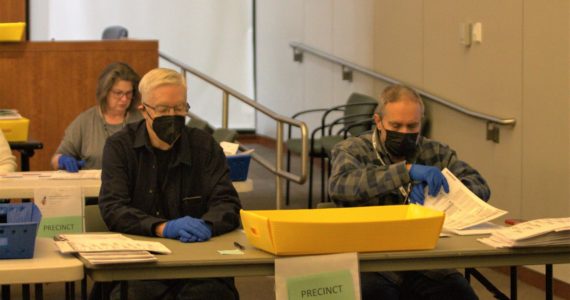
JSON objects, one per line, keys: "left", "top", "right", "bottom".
{"left": 227, "top": 154, "right": 251, "bottom": 181}
{"left": 0, "top": 202, "right": 42, "bottom": 259}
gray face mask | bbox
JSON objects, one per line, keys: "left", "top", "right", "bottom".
{"left": 152, "top": 115, "right": 185, "bottom": 145}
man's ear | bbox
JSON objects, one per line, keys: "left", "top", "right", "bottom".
{"left": 373, "top": 113, "right": 382, "bottom": 129}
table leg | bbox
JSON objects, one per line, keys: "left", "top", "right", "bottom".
{"left": 120, "top": 281, "right": 128, "bottom": 300}
{"left": 22, "top": 284, "right": 30, "bottom": 300}
{"left": 545, "top": 264, "right": 553, "bottom": 300}
{"left": 466, "top": 268, "right": 509, "bottom": 300}
{"left": 19, "top": 149, "right": 35, "bottom": 172}
{"left": 81, "top": 278, "right": 87, "bottom": 300}
{"left": 34, "top": 283, "right": 43, "bottom": 300}
{"left": 65, "top": 282, "right": 76, "bottom": 300}
{"left": 510, "top": 266, "right": 517, "bottom": 300}
{"left": 1, "top": 285, "right": 10, "bottom": 300}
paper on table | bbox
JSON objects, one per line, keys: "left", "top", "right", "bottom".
{"left": 478, "top": 218, "right": 570, "bottom": 248}
{"left": 79, "top": 251, "right": 157, "bottom": 265}
{"left": 0, "top": 170, "right": 101, "bottom": 180}
{"left": 50, "top": 169, "right": 101, "bottom": 180}
{"left": 423, "top": 168, "right": 507, "bottom": 231}
{"left": 55, "top": 233, "right": 171, "bottom": 254}
{"left": 447, "top": 222, "right": 504, "bottom": 236}
{"left": 0, "top": 171, "right": 53, "bottom": 179}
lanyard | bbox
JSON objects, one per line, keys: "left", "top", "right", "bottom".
{"left": 372, "top": 128, "right": 411, "bottom": 203}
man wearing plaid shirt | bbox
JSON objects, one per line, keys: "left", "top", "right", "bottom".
{"left": 329, "top": 84, "right": 490, "bottom": 300}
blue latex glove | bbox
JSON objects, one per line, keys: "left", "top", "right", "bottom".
{"left": 409, "top": 182, "right": 426, "bottom": 205}
{"left": 163, "top": 216, "right": 212, "bottom": 243}
{"left": 58, "top": 155, "right": 85, "bottom": 173}
{"left": 409, "top": 164, "right": 449, "bottom": 197}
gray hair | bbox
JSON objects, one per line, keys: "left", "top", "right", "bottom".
{"left": 138, "top": 68, "right": 187, "bottom": 104}
{"left": 375, "top": 84, "right": 424, "bottom": 118}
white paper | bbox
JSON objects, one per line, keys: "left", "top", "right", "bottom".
{"left": 50, "top": 169, "right": 101, "bottom": 180}
{"left": 478, "top": 217, "right": 570, "bottom": 248}
{"left": 447, "top": 222, "right": 504, "bottom": 236}
{"left": 55, "top": 233, "right": 172, "bottom": 254}
{"left": 0, "top": 109, "right": 22, "bottom": 120}
{"left": 1, "top": 170, "right": 101, "bottom": 180}
{"left": 220, "top": 141, "right": 240, "bottom": 156}
{"left": 1, "top": 171, "right": 53, "bottom": 179}
{"left": 423, "top": 168, "right": 508, "bottom": 231}
{"left": 34, "top": 186, "right": 83, "bottom": 218}
{"left": 79, "top": 251, "right": 157, "bottom": 265}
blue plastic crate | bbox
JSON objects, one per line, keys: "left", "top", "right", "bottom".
{"left": 0, "top": 202, "right": 42, "bottom": 259}
{"left": 227, "top": 154, "right": 252, "bottom": 181}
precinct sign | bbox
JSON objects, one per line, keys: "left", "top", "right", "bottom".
{"left": 275, "top": 252, "right": 360, "bottom": 300}
{"left": 287, "top": 269, "right": 355, "bottom": 300}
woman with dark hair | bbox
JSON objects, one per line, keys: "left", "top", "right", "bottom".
{"left": 51, "top": 62, "right": 143, "bottom": 172}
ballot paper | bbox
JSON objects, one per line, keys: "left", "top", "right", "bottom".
{"left": 423, "top": 168, "right": 507, "bottom": 232}
{"left": 54, "top": 233, "right": 171, "bottom": 265}
{"left": 0, "top": 108, "right": 22, "bottom": 120}
{"left": 78, "top": 251, "right": 157, "bottom": 265}
{"left": 478, "top": 217, "right": 570, "bottom": 248}
{"left": 50, "top": 169, "right": 101, "bottom": 180}
{"left": 55, "top": 233, "right": 171, "bottom": 254}
{"left": 0, "top": 169, "right": 101, "bottom": 180}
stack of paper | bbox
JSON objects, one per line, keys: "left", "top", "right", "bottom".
{"left": 423, "top": 168, "right": 508, "bottom": 234}
{"left": 478, "top": 218, "right": 570, "bottom": 248}
{"left": 50, "top": 169, "right": 101, "bottom": 180}
{"left": 0, "top": 108, "right": 22, "bottom": 120}
{"left": 78, "top": 251, "right": 157, "bottom": 265}
{"left": 54, "top": 233, "right": 171, "bottom": 265}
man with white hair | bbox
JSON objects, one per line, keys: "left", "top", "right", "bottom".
{"left": 99, "top": 68, "right": 241, "bottom": 299}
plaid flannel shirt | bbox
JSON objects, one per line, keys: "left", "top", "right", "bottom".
{"left": 328, "top": 132, "right": 490, "bottom": 207}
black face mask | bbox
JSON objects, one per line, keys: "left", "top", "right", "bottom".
{"left": 384, "top": 129, "right": 419, "bottom": 158}
{"left": 152, "top": 115, "right": 185, "bottom": 145}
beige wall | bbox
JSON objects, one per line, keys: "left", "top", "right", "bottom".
{"left": 374, "top": 0, "right": 570, "bottom": 218}
{"left": 256, "top": 0, "right": 376, "bottom": 137}
{"left": 374, "top": 0, "right": 569, "bottom": 281}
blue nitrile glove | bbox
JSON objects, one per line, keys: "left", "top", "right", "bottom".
{"left": 163, "top": 216, "right": 212, "bottom": 243}
{"left": 409, "top": 182, "right": 426, "bottom": 205}
{"left": 58, "top": 155, "right": 85, "bottom": 173}
{"left": 409, "top": 164, "right": 449, "bottom": 197}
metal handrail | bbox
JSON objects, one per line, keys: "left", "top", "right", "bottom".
{"left": 290, "top": 42, "right": 516, "bottom": 126}
{"left": 159, "top": 52, "right": 309, "bottom": 209}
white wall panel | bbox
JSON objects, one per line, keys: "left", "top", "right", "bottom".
{"left": 256, "top": 0, "right": 375, "bottom": 137}
{"left": 30, "top": 0, "right": 255, "bottom": 129}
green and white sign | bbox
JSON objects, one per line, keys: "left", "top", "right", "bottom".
{"left": 287, "top": 270, "right": 355, "bottom": 300}
{"left": 34, "top": 186, "right": 84, "bottom": 238}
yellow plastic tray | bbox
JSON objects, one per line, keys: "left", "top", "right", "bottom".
{"left": 0, "top": 22, "right": 26, "bottom": 42}
{"left": 241, "top": 205, "right": 444, "bottom": 255}
{"left": 0, "top": 118, "right": 29, "bottom": 141}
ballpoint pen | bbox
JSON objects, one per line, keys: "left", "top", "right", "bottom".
{"left": 233, "top": 241, "right": 245, "bottom": 250}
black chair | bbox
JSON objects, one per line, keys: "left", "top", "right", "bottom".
{"left": 101, "top": 26, "right": 128, "bottom": 40}
{"left": 285, "top": 93, "right": 377, "bottom": 208}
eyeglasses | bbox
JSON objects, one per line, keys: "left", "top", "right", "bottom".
{"left": 143, "top": 102, "right": 190, "bottom": 116}
{"left": 110, "top": 89, "right": 133, "bottom": 99}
